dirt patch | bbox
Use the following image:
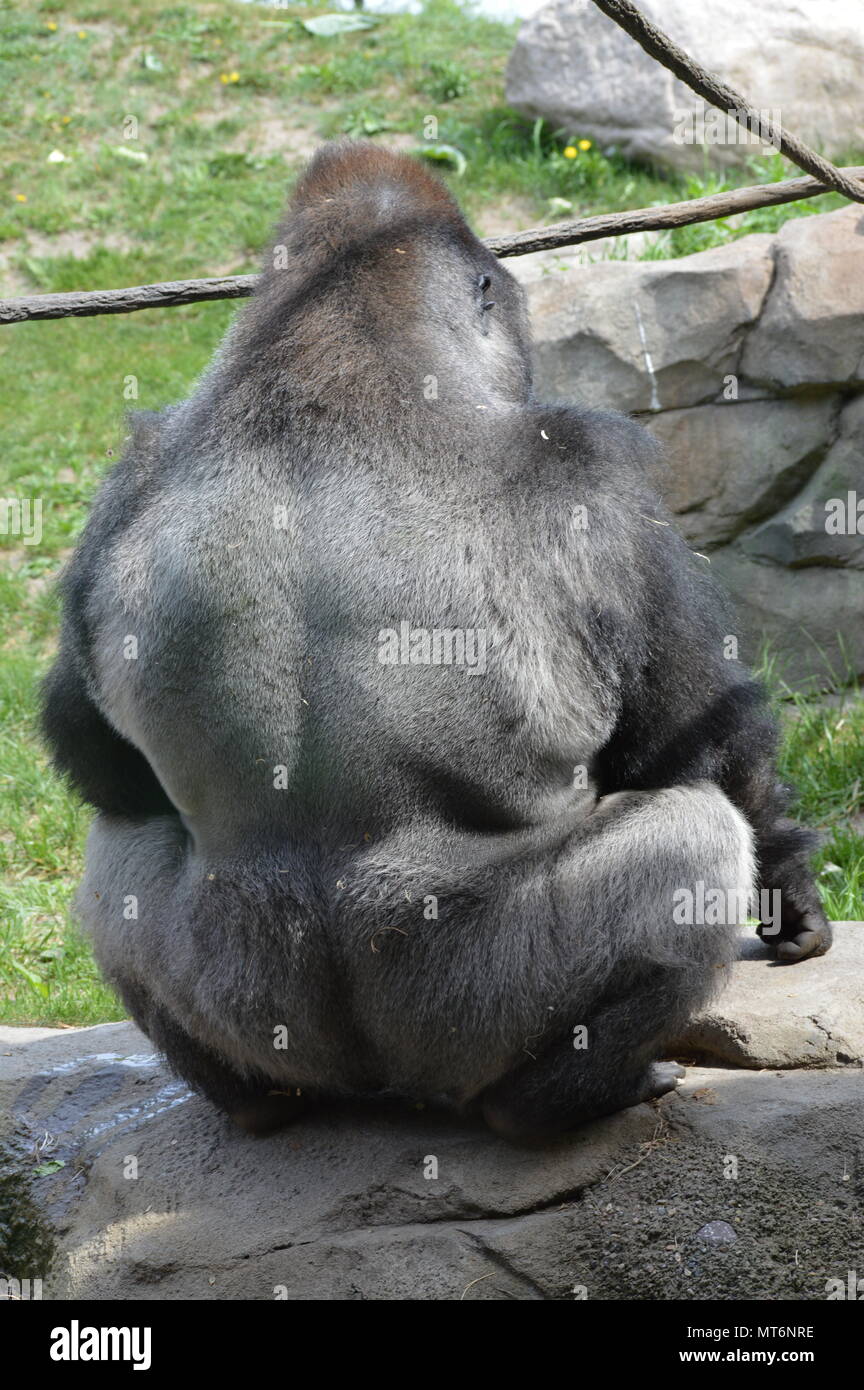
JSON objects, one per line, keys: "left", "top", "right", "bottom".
{"left": 0, "top": 230, "right": 137, "bottom": 296}
{"left": 247, "top": 115, "right": 324, "bottom": 163}
{"left": 473, "top": 194, "right": 537, "bottom": 240}
{"left": 4, "top": 229, "right": 135, "bottom": 263}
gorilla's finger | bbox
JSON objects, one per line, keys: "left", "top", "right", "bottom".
{"left": 799, "top": 914, "right": 833, "bottom": 956}
{"left": 776, "top": 938, "right": 804, "bottom": 962}
{"left": 776, "top": 929, "right": 823, "bottom": 963}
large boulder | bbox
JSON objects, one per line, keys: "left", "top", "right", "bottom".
{"left": 740, "top": 395, "right": 864, "bottom": 570}
{"left": 740, "top": 205, "right": 864, "bottom": 392}
{"left": 709, "top": 550, "right": 864, "bottom": 685}
{"left": 671, "top": 922, "right": 864, "bottom": 1069}
{"left": 519, "top": 234, "right": 774, "bottom": 414}
{"left": 511, "top": 204, "right": 864, "bottom": 687}
{"left": 647, "top": 396, "right": 838, "bottom": 549}
{"left": 2, "top": 924, "right": 862, "bottom": 1301}
{"left": 506, "top": 0, "right": 864, "bottom": 174}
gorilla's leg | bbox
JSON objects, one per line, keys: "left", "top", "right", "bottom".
{"left": 480, "top": 783, "right": 753, "bottom": 1142}
{"left": 78, "top": 814, "right": 325, "bottom": 1135}
{"left": 480, "top": 983, "right": 690, "bottom": 1142}
{"left": 120, "top": 979, "right": 312, "bottom": 1136}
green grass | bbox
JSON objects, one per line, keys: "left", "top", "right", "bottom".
{"left": 1, "top": 0, "right": 862, "bottom": 1024}
{"left": 0, "top": 650, "right": 120, "bottom": 1024}
{"left": 773, "top": 689, "right": 864, "bottom": 922}
{"left": 0, "top": 0, "right": 855, "bottom": 258}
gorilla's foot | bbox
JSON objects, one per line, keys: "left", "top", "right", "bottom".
{"left": 640, "top": 1060, "right": 685, "bottom": 1100}
{"left": 229, "top": 1088, "right": 313, "bottom": 1137}
{"left": 481, "top": 1059, "right": 686, "bottom": 1144}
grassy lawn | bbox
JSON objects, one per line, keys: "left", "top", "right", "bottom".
{"left": 1, "top": 0, "right": 861, "bottom": 1025}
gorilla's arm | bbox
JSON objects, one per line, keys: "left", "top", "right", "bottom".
{"left": 591, "top": 488, "right": 830, "bottom": 959}
{"left": 41, "top": 415, "right": 175, "bottom": 821}
{"left": 41, "top": 643, "right": 174, "bottom": 820}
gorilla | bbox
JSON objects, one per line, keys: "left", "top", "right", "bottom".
{"left": 42, "top": 142, "right": 831, "bottom": 1140}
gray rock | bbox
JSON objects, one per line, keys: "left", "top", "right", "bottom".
{"left": 710, "top": 546, "right": 864, "bottom": 688}
{"left": 0, "top": 1021, "right": 658, "bottom": 1301}
{"left": 506, "top": 152, "right": 864, "bottom": 686}
{"left": 741, "top": 206, "right": 864, "bottom": 391}
{"left": 516, "top": 234, "right": 774, "bottom": 413}
{"left": 515, "top": 205, "right": 864, "bottom": 684}
{"left": 672, "top": 922, "right": 864, "bottom": 1069}
{"left": 1, "top": 933, "right": 862, "bottom": 1301}
{"left": 506, "top": 0, "right": 864, "bottom": 175}
{"left": 696, "top": 1220, "right": 737, "bottom": 1245}
{"left": 741, "top": 394, "right": 864, "bottom": 568}
{"left": 646, "top": 396, "right": 838, "bottom": 549}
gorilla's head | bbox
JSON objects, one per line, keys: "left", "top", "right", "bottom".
{"left": 228, "top": 141, "right": 533, "bottom": 417}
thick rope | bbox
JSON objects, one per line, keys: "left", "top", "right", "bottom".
{"left": 2, "top": 165, "right": 861, "bottom": 324}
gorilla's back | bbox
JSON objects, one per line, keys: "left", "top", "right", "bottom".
{"left": 89, "top": 404, "right": 622, "bottom": 866}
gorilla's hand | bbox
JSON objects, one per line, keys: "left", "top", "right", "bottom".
{"left": 756, "top": 904, "right": 833, "bottom": 962}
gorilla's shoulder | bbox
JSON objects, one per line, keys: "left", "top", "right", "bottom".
{"left": 507, "top": 403, "right": 661, "bottom": 492}
{"left": 103, "top": 408, "right": 168, "bottom": 483}
{"left": 67, "top": 407, "right": 175, "bottom": 573}
{"left": 532, "top": 403, "right": 659, "bottom": 467}
{"left": 108, "top": 405, "right": 184, "bottom": 491}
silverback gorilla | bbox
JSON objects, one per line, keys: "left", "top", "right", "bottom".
{"left": 42, "top": 143, "right": 832, "bottom": 1139}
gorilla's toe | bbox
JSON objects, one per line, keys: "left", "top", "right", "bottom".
{"left": 644, "top": 1061, "right": 686, "bottom": 1100}
{"left": 759, "top": 913, "right": 832, "bottom": 963}
{"left": 776, "top": 930, "right": 822, "bottom": 962}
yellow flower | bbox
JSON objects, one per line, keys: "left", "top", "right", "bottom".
{"left": 15, "top": 193, "right": 27, "bottom": 202}
{"left": 77, "top": 30, "right": 86, "bottom": 39}
{"left": 219, "top": 73, "right": 229, "bottom": 84}
{"left": 61, "top": 115, "right": 72, "bottom": 124}
{"left": 578, "top": 139, "right": 592, "bottom": 151}
{"left": 229, "top": 71, "right": 239, "bottom": 83}
{"left": 563, "top": 146, "right": 577, "bottom": 159}
{"left": 46, "top": 20, "right": 57, "bottom": 30}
